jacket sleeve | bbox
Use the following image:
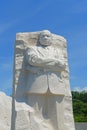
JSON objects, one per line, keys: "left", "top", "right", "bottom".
{"left": 26, "top": 47, "right": 66, "bottom": 71}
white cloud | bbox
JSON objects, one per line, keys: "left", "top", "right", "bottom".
{"left": 0, "top": 23, "right": 12, "bottom": 34}
{"left": 0, "top": 57, "right": 13, "bottom": 71}
{"left": 0, "top": 19, "right": 19, "bottom": 35}
{"left": 19, "top": 0, "right": 54, "bottom": 22}
{"left": 70, "top": 75, "right": 87, "bottom": 82}
{"left": 0, "top": 56, "right": 13, "bottom": 95}
{"left": 73, "top": 86, "right": 87, "bottom": 92}
{"left": 71, "top": 1, "right": 87, "bottom": 14}
{"left": 0, "top": 77, "right": 12, "bottom": 95}
{"left": 68, "top": 28, "right": 87, "bottom": 69}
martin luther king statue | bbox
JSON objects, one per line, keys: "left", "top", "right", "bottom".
{"left": 11, "top": 30, "right": 75, "bottom": 130}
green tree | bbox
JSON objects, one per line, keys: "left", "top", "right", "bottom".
{"left": 72, "top": 91, "right": 87, "bottom": 122}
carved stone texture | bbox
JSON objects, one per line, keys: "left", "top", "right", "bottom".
{"left": 0, "top": 92, "right": 12, "bottom": 130}
{"left": 11, "top": 30, "right": 75, "bottom": 130}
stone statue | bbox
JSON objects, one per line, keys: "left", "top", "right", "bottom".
{"left": 25, "top": 30, "right": 66, "bottom": 94}
{"left": 11, "top": 30, "right": 75, "bottom": 130}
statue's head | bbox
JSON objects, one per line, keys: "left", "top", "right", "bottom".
{"left": 39, "top": 30, "right": 52, "bottom": 46}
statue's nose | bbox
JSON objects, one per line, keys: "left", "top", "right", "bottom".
{"left": 44, "top": 36, "right": 48, "bottom": 39}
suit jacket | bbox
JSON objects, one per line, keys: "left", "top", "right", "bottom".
{"left": 25, "top": 46, "right": 66, "bottom": 95}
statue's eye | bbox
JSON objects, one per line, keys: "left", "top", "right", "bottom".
{"left": 43, "top": 35, "right": 50, "bottom": 37}
{"left": 46, "top": 35, "right": 50, "bottom": 37}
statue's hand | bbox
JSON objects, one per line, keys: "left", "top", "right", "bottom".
{"left": 55, "top": 60, "right": 66, "bottom": 69}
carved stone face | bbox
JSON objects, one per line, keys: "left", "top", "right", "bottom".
{"left": 39, "top": 30, "right": 52, "bottom": 46}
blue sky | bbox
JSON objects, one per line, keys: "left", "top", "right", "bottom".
{"left": 0, "top": 0, "right": 87, "bottom": 95}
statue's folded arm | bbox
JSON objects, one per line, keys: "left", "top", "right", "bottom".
{"left": 26, "top": 48, "right": 66, "bottom": 71}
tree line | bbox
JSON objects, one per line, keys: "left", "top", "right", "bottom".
{"left": 72, "top": 91, "right": 87, "bottom": 122}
